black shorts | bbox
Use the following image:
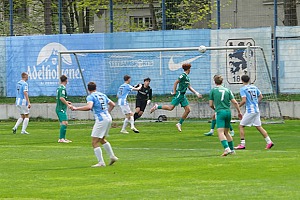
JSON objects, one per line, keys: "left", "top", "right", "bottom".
{"left": 136, "top": 99, "right": 147, "bottom": 112}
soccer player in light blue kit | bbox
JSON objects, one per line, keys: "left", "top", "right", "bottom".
{"left": 117, "top": 75, "right": 142, "bottom": 134}
{"left": 12, "top": 72, "right": 31, "bottom": 134}
{"left": 235, "top": 75, "right": 274, "bottom": 150}
{"left": 71, "top": 82, "right": 118, "bottom": 167}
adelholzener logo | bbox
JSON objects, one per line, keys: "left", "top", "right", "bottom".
{"left": 27, "top": 42, "right": 84, "bottom": 83}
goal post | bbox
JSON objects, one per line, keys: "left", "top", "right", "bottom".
{"left": 58, "top": 45, "right": 283, "bottom": 123}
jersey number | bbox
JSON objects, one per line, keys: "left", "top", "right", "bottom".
{"left": 247, "top": 90, "right": 257, "bottom": 101}
{"left": 219, "top": 89, "right": 225, "bottom": 101}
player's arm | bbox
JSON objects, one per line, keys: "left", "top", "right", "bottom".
{"left": 24, "top": 91, "right": 31, "bottom": 109}
{"left": 147, "top": 88, "right": 153, "bottom": 105}
{"left": 108, "top": 101, "right": 115, "bottom": 113}
{"left": 231, "top": 99, "right": 243, "bottom": 120}
{"left": 209, "top": 100, "right": 215, "bottom": 110}
{"left": 172, "top": 80, "right": 180, "bottom": 95}
{"left": 188, "top": 85, "right": 202, "bottom": 98}
{"left": 239, "top": 96, "right": 246, "bottom": 107}
{"left": 132, "top": 84, "right": 142, "bottom": 91}
{"left": 258, "top": 93, "right": 263, "bottom": 103}
{"left": 59, "top": 96, "right": 72, "bottom": 109}
{"left": 73, "top": 101, "right": 93, "bottom": 111}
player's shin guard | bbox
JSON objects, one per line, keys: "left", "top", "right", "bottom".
{"left": 60, "top": 125, "right": 67, "bottom": 139}
{"left": 22, "top": 118, "right": 29, "bottom": 132}
{"left": 134, "top": 113, "right": 139, "bottom": 121}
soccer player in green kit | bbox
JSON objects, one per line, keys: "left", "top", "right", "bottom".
{"left": 56, "top": 75, "right": 73, "bottom": 143}
{"left": 209, "top": 75, "right": 242, "bottom": 156}
{"left": 150, "top": 63, "right": 202, "bottom": 132}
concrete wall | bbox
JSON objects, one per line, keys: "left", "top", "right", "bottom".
{"left": 1, "top": 101, "right": 298, "bottom": 120}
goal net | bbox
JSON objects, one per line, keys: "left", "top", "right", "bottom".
{"left": 58, "top": 46, "right": 283, "bottom": 124}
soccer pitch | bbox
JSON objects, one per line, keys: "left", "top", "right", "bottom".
{"left": 0, "top": 120, "right": 299, "bottom": 199}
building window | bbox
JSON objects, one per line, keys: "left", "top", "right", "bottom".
{"left": 130, "top": 16, "right": 153, "bottom": 30}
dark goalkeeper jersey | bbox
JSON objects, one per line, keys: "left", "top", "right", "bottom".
{"left": 136, "top": 84, "right": 152, "bottom": 101}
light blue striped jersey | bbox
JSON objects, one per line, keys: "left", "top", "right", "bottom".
{"left": 16, "top": 80, "right": 29, "bottom": 106}
{"left": 86, "top": 91, "right": 112, "bottom": 121}
{"left": 117, "top": 83, "right": 133, "bottom": 105}
{"left": 240, "top": 84, "right": 261, "bottom": 113}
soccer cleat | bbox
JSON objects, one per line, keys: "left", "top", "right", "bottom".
{"left": 120, "top": 129, "right": 129, "bottom": 134}
{"left": 176, "top": 123, "right": 182, "bottom": 132}
{"left": 131, "top": 127, "right": 139, "bottom": 133}
{"left": 58, "top": 139, "right": 69, "bottom": 143}
{"left": 221, "top": 150, "right": 231, "bottom": 157}
{"left": 204, "top": 131, "right": 213, "bottom": 136}
{"left": 234, "top": 144, "right": 246, "bottom": 150}
{"left": 230, "top": 130, "right": 235, "bottom": 137}
{"left": 109, "top": 156, "right": 118, "bottom": 166}
{"left": 12, "top": 127, "right": 16, "bottom": 134}
{"left": 21, "top": 131, "right": 30, "bottom": 134}
{"left": 64, "top": 139, "right": 72, "bottom": 143}
{"left": 230, "top": 150, "right": 236, "bottom": 155}
{"left": 150, "top": 104, "right": 158, "bottom": 114}
{"left": 91, "top": 162, "right": 106, "bottom": 168}
{"left": 265, "top": 142, "right": 274, "bottom": 149}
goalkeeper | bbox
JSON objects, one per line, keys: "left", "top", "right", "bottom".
{"left": 134, "top": 77, "right": 152, "bottom": 121}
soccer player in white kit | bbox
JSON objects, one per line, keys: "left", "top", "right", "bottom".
{"left": 117, "top": 75, "right": 142, "bottom": 134}
{"left": 12, "top": 72, "right": 31, "bottom": 134}
{"left": 235, "top": 75, "right": 274, "bottom": 150}
{"left": 71, "top": 82, "right": 118, "bottom": 167}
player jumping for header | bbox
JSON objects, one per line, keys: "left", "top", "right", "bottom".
{"left": 150, "top": 63, "right": 202, "bottom": 132}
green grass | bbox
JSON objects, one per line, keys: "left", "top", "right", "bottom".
{"left": 0, "top": 120, "right": 299, "bottom": 199}
{"left": 1, "top": 93, "right": 300, "bottom": 104}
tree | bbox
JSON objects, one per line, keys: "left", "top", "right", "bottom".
{"left": 283, "top": 0, "right": 298, "bottom": 26}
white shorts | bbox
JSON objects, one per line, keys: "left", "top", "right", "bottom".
{"left": 17, "top": 105, "right": 30, "bottom": 115}
{"left": 119, "top": 105, "right": 132, "bottom": 115}
{"left": 91, "top": 117, "right": 112, "bottom": 138}
{"left": 240, "top": 112, "right": 261, "bottom": 127}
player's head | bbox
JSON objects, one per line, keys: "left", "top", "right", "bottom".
{"left": 182, "top": 63, "right": 191, "bottom": 74}
{"left": 87, "top": 82, "right": 97, "bottom": 92}
{"left": 60, "top": 75, "right": 68, "bottom": 83}
{"left": 21, "top": 72, "right": 28, "bottom": 81}
{"left": 144, "top": 77, "right": 151, "bottom": 87}
{"left": 241, "top": 74, "right": 250, "bottom": 84}
{"left": 124, "top": 75, "right": 131, "bottom": 83}
{"left": 214, "top": 75, "right": 223, "bottom": 85}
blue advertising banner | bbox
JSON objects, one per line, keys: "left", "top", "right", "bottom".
{"left": 6, "top": 30, "right": 211, "bottom": 97}
{"left": 6, "top": 34, "right": 105, "bottom": 97}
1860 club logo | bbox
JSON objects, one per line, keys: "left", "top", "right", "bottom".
{"left": 226, "top": 39, "right": 256, "bottom": 84}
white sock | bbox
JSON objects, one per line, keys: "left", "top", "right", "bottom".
{"left": 103, "top": 142, "right": 115, "bottom": 158}
{"left": 129, "top": 116, "right": 135, "bottom": 129}
{"left": 122, "top": 118, "right": 128, "bottom": 130}
{"left": 21, "top": 118, "right": 29, "bottom": 132}
{"left": 210, "top": 129, "right": 214, "bottom": 133}
{"left": 241, "top": 139, "right": 246, "bottom": 146}
{"left": 94, "top": 147, "right": 104, "bottom": 164}
{"left": 264, "top": 136, "right": 272, "bottom": 144}
{"left": 14, "top": 118, "right": 23, "bottom": 129}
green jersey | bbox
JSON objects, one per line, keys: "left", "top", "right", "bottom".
{"left": 177, "top": 73, "right": 190, "bottom": 94}
{"left": 209, "top": 86, "right": 234, "bottom": 112}
{"left": 56, "top": 84, "right": 68, "bottom": 111}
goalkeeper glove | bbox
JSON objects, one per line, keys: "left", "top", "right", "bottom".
{"left": 147, "top": 100, "right": 151, "bottom": 105}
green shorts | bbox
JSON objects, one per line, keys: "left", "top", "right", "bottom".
{"left": 56, "top": 109, "right": 68, "bottom": 122}
{"left": 216, "top": 110, "right": 231, "bottom": 128}
{"left": 171, "top": 93, "right": 189, "bottom": 107}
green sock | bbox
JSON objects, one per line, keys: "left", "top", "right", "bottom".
{"left": 179, "top": 118, "right": 184, "bottom": 125}
{"left": 228, "top": 141, "right": 234, "bottom": 150}
{"left": 229, "top": 124, "right": 233, "bottom": 131}
{"left": 158, "top": 105, "right": 162, "bottom": 109}
{"left": 60, "top": 125, "right": 67, "bottom": 139}
{"left": 221, "top": 140, "right": 229, "bottom": 149}
{"left": 211, "top": 119, "right": 216, "bottom": 129}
